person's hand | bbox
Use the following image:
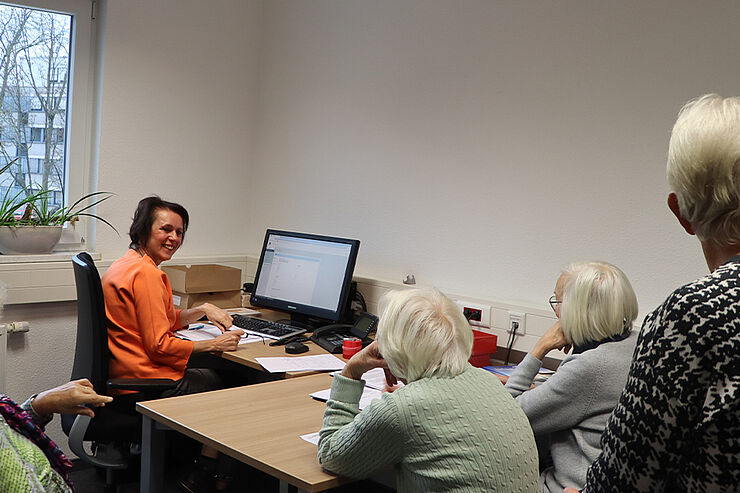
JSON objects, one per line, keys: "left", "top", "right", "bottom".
{"left": 564, "top": 488, "right": 580, "bottom": 493}
{"left": 201, "top": 303, "right": 233, "bottom": 331}
{"left": 532, "top": 320, "right": 571, "bottom": 360}
{"left": 383, "top": 368, "right": 400, "bottom": 392}
{"left": 341, "top": 341, "right": 389, "bottom": 380}
{"left": 208, "top": 330, "right": 243, "bottom": 352}
{"left": 32, "top": 379, "right": 113, "bottom": 418}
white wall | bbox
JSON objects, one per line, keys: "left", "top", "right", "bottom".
{"left": 250, "top": 0, "right": 740, "bottom": 316}
{"left": 95, "top": 0, "right": 262, "bottom": 259}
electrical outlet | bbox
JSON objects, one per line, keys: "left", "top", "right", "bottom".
{"left": 456, "top": 301, "right": 491, "bottom": 328}
{"left": 508, "top": 311, "right": 525, "bottom": 336}
{"left": 463, "top": 307, "right": 482, "bottom": 322}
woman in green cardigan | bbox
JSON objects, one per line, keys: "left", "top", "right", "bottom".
{"left": 318, "top": 288, "right": 540, "bottom": 493}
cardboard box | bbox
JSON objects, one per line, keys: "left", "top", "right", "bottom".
{"left": 171, "top": 290, "right": 242, "bottom": 310}
{"left": 162, "top": 264, "right": 242, "bottom": 309}
{"left": 162, "top": 264, "right": 241, "bottom": 293}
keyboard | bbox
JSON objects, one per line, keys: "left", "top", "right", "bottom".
{"left": 231, "top": 315, "right": 306, "bottom": 341}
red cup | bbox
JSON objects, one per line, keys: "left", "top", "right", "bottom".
{"left": 342, "top": 337, "right": 362, "bottom": 359}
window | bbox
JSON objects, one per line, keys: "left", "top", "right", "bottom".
{"left": 0, "top": 0, "right": 96, "bottom": 252}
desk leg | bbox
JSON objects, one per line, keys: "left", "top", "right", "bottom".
{"left": 279, "top": 480, "right": 308, "bottom": 493}
{"left": 140, "top": 415, "right": 166, "bottom": 493}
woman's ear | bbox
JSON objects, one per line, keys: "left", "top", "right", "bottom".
{"left": 668, "top": 193, "right": 696, "bottom": 235}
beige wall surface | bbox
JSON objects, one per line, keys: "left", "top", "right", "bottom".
{"left": 250, "top": 0, "right": 740, "bottom": 314}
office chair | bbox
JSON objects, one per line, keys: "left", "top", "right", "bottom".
{"left": 62, "top": 252, "right": 176, "bottom": 491}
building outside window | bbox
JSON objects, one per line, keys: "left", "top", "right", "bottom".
{"left": 0, "top": 0, "right": 96, "bottom": 251}
{"left": 0, "top": 3, "right": 71, "bottom": 210}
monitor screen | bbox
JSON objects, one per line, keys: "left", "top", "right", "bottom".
{"left": 250, "top": 229, "right": 360, "bottom": 325}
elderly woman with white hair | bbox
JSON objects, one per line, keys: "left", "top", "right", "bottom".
{"left": 504, "top": 261, "right": 639, "bottom": 493}
{"left": 318, "top": 288, "right": 540, "bottom": 492}
{"left": 567, "top": 94, "right": 740, "bottom": 492}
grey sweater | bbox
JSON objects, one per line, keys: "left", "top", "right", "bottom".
{"left": 505, "top": 330, "right": 638, "bottom": 493}
{"left": 319, "top": 365, "right": 540, "bottom": 492}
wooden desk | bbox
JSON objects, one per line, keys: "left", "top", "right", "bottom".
{"left": 137, "top": 373, "right": 347, "bottom": 493}
{"left": 222, "top": 338, "right": 331, "bottom": 373}
{"left": 222, "top": 309, "right": 345, "bottom": 376}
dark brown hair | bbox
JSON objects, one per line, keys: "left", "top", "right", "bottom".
{"left": 128, "top": 196, "right": 189, "bottom": 249}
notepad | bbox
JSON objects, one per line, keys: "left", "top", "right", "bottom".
{"left": 255, "top": 354, "right": 346, "bottom": 373}
{"left": 175, "top": 323, "right": 262, "bottom": 344}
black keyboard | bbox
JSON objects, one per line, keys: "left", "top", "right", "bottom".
{"left": 231, "top": 315, "right": 306, "bottom": 341}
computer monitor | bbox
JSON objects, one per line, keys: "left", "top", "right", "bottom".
{"left": 250, "top": 229, "right": 360, "bottom": 328}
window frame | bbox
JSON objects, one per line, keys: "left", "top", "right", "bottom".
{"left": 0, "top": 0, "right": 97, "bottom": 255}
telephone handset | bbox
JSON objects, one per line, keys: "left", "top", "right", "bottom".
{"left": 311, "top": 312, "right": 378, "bottom": 354}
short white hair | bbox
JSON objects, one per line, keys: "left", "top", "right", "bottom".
{"left": 559, "top": 261, "right": 638, "bottom": 347}
{"left": 376, "top": 288, "right": 473, "bottom": 382}
{"left": 667, "top": 93, "right": 740, "bottom": 245}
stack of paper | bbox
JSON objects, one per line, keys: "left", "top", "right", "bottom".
{"left": 175, "top": 323, "right": 263, "bottom": 345}
{"left": 255, "top": 354, "right": 346, "bottom": 373}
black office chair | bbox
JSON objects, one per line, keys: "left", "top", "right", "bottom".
{"left": 62, "top": 252, "right": 176, "bottom": 490}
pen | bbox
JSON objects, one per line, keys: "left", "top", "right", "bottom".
{"left": 188, "top": 324, "right": 204, "bottom": 330}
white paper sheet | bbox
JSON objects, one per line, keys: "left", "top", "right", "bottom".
{"left": 225, "top": 307, "right": 262, "bottom": 316}
{"left": 300, "top": 432, "right": 320, "bottom": 445}
{"left": 310, "top": 386, "right": 383, "bottom": 410}
{"left": 255, "top": 354, "right": 346, "bottom": 373}
{"left": 175, "top": 323, "right": 263, "bottom": 345}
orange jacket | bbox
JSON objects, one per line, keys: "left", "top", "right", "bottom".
{"left": 102, "top": 249, "right": 193, "bottom": 383}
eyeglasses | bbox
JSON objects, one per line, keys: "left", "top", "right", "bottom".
{"left": 548, "top": 295, "right": 562, "bottom": 312}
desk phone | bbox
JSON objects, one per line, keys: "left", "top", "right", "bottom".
{"left": 310, "top": 312, "right": 378, "bottom": 354}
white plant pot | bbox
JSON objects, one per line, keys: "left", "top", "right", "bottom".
{"left": 0, "top": 225, "right": 63, "bottom": 254}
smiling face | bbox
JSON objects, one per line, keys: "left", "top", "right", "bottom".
{"left": 142, "top": 208, "right": 184, "bottom": 265}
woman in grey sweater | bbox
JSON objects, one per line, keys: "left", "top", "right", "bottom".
{"left": 505, "top": 261, "right": 638, "bottom": 493}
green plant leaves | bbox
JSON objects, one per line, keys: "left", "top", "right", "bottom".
{"left": 0, "top": 158, "right": 118, "bottom": 233}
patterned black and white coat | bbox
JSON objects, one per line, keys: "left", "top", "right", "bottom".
{"left": 584, "top": 256, "right": 740, "bottom": 492}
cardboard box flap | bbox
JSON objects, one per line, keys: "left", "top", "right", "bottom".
{"left": 162, "top": 264, "right": 241, "bottom": 293}
{"left": 172, "top": 290, "right": 242, "bottom": 310}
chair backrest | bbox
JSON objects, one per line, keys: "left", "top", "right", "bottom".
{"left": 62, "top": 252, "right": 111, "bottom": 435}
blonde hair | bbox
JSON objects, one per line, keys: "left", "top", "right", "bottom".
{"left": 376, "top": 288, "right": 473, "bottom": 383}
{"left": 559, "top": 262, "right": 638, "bottom": 347}
{"left": 667, "top": 93, "right": 740, "bottom": 245}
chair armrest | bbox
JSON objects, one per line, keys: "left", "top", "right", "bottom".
{"left": 107, "top": 378, "right": 177, "bottom": 391}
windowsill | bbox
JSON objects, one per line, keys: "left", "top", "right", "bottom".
{"left": 0, "top": 253, "right": 253, "bottom": 305}
{"left": 0, "top": 252, "right": 101, "bottom": 264}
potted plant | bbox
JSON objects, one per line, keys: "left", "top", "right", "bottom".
{"left": 0, "top": 159, "right": 117, "bottom": 254}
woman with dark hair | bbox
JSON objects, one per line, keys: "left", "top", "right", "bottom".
{"left": 102, "top": 196, "right": 242, "bottom": 492}
{"left": 103, "top": 196, "right": 241, "bottom": 394}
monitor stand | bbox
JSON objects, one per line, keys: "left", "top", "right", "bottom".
{"left": 289, "top": 313, "right": 324, "bottom": 332}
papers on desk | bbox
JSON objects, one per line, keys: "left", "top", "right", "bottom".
{"left": 309, "top": 387, "right": 384, "bottom": 410}
{"left": 175, "top": 324, "right": 263, "bottom": 345}
{"left": 225, "top": 307, "right": 262, "bottom": 317}
{"left": 255, "top": 354, "right": 346, "bottom": 373}
{"left": 300, "top": 432, "right": 320, "bottom": 446}
{"left": 484, "top": 365, "right": 555, "bottom": 376}
{"left": 483, "top": 364, "right": 555, "bottom": 384}
{"left": 309, "top": 368, "right": 400, "bottom": 409}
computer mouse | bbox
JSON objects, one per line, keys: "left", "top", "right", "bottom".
{"left": 285, "top": 341, "right": 309, "bottom": 354}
